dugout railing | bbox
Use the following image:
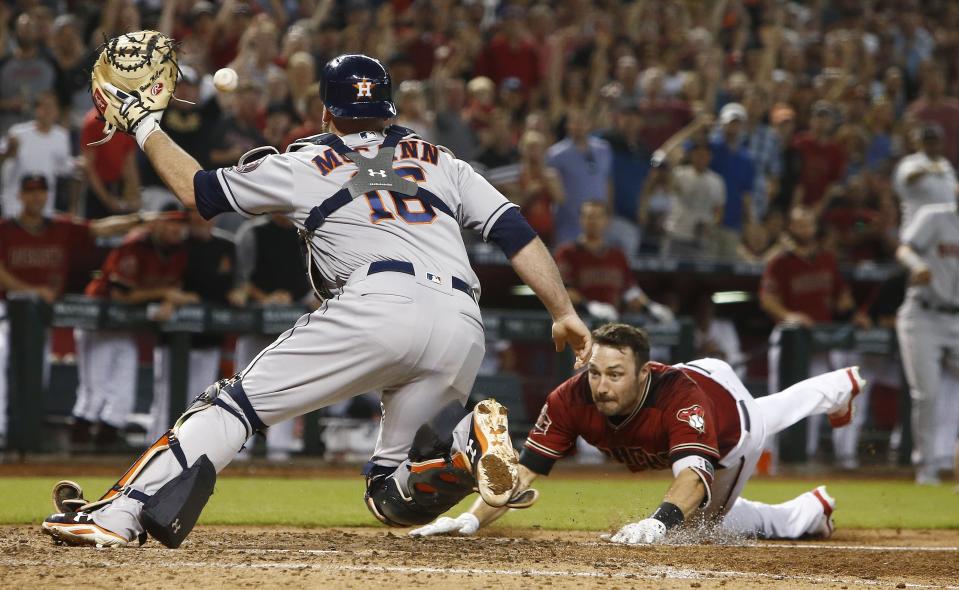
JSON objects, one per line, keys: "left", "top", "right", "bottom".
{"left": 776, "top": 324, "right": 908, "bottom": 465}
{"left": 5, "top": 296, "right": 695, "bottom": 454}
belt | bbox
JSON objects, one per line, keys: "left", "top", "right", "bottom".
{"left": 368, "top": 260, "right": 475, "bottom": 301}
{"left": 919, "top": 299, "right": 959, "bottom": 314}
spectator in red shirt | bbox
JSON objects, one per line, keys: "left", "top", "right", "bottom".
{"left": 760, "top": 206, "right": 867, "bottom": 466}
{"left": 474, "top": 7, "right": 540, "bottom": 97}
{"left": 820, "top": 174, "right": 895, "bottom": 263}
{"left": 72, "top": 211, "right": 193, "bottom": 450}
{"left": 637, "top": 67, "right": 693, "bottom": 152}
{"left": 554, "top": 202, "right": 671, "bottom": 322}
{"left": 906, "top": 64, "right": 959, "bottom": 168}
{"left": 0, "top": 174, "right": 148, "bottom": 444}
{"left": 79, "top": 108, "right": 140, "bottom": 219}
{"left": 790, "top": 101, "right": 847, "bottom": 215}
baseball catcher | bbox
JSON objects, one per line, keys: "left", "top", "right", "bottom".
{"left": 411, "top": 323, "right": 865, "bottom": 543}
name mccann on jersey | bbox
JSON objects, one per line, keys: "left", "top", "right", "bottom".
{"left": 312, "top": 139, "right": 440, "bottom": 176}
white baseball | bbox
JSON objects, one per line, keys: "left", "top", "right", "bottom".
{"left": 213, "top": 67, "right": 238, "bottom": 93}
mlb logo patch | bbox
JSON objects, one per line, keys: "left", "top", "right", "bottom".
{"left": 426, "top": 273, "right": 442, "bottom": 285}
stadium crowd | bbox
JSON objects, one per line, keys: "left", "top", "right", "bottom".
{"left": 0, "top": 0, "right": 957, "bottom": 483}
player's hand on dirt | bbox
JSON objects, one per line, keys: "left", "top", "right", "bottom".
{"left": 408, "top": 513, "right": 480, "bottom": 537}
{"left": 551, "top": 313, "right": 592, "bottom": 368}
{"left": 909, "top": 266, "right": 932, "bottom": 285}
{"left": 608, "top": 518, "right": 666, "bottom": 545}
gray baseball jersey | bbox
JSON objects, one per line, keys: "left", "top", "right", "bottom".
{"left": 893, "top": 152, "right": 957, "bottom": 236}
{"left": 901, "top": 203, "right": 959, "bottom": 305}
{"left": 897, "top": 202, "right": 959, "bottom": 482}
{"left": 206, "top": 130, "right": 516, "bottom": 298}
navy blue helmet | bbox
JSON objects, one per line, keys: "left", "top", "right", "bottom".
{"left": 320, "top": 54, "right": 396, "bottom": 119}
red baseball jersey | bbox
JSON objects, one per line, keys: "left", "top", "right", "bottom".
{"left": 760, "top": 248, "right": 847, "bottom": 322}
{"left": 0, "top": 216, "right": 93, "bottom": 297}
{"left": 80, "top": 108, "right": 137, "bottom": 184}
{"left": 85, "top": 230, "right": 187, "bottom": 298}
{"left": 520, "top": 362, "right": 742, "bottom": 477}
{"left": 554, "top": 242, "right": 637, "bottom": 310}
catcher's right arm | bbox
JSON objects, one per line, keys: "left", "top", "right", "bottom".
{"left": 89, "top": 30, "right": 179, "bottom": 147}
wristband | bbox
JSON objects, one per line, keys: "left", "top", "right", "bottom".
{"left": 134, "top": 114, "right": 162, "bottom": 150}
{"left": 650, "top": 501, "right": 685, "bottom": 530}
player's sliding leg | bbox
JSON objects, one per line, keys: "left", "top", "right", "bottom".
{"left": 756, "top": 366, "right": 866, "bottom": 437}
{"left": 364, "top": 397, "right": 519, "bottom": 528}
{"left": 721, "top": 486, "right": 835, "bottom": 539}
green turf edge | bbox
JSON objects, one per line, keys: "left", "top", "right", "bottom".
{"left": 2, "top": 476, "right": 957, "bottom": 530}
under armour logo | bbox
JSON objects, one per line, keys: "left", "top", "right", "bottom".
{"left": 368, "top": 169, "right": 387, "bottom": 177}
{"left": 465, "top": 439, "right": 478, "bottom": 464}
{"left": 354, "top": 79, "right": 374, "bottom": 98}
{"left": 171, "top": 518, "right": 181, "bottom": 533}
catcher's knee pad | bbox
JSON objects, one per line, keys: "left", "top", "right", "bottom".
{"left": 363, "top": 456, "right": 475, "bottom": 527}
{"left": 179, "top": 377, "right": 266, "bottom": 438}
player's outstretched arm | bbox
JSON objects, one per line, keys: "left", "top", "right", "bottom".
{"left": 409, "top": 465, "right": 540, "bottom": 537}
{"left": 140, "top": 131, "right": 202, "bottom": 210}
{"left": 609, "top": 468, "right": 707, "bottom": 545}
{"left": 509, "top": 238, "right": 592, "bottom": 366}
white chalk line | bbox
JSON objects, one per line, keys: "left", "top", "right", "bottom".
{"left": 578, "top": 540, "right": 959, "bottom": 552}
{"left": 2, "top": 555, "right": 957, "bottom": 589}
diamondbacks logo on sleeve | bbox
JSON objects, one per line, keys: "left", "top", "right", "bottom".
{"left": 676, "top": 404, "right": 706, "bottom": 434}
{"left": 532, "top": 403, "right": 552, "bottom": 436}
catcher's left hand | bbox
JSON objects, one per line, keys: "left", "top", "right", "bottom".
{"left": 89, "top": 30, "right": 179, "bottom": 146}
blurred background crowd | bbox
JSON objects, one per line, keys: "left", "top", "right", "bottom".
{"left": 0, "top": 0, "right": 957, "bottom": 481}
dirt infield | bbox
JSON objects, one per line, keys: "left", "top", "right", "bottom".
{"left": 3, "top": 525, "right": 957, "bottom": 589}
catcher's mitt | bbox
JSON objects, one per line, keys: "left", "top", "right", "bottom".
{"left": 89, "top": 30, "right": 179, "bottom": 146}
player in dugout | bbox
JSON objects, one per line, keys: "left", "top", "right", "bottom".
{"left": 0, "top": 174, "right": 161, "bottom": 448}
{"left": 411, "top": 323, "right": 864, "bottom": 543}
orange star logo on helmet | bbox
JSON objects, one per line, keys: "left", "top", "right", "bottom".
{"left": 354, "top": 79, "right": 374, "bottom": 99}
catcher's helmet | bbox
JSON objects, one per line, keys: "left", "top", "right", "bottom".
{"left": 321, "top": 54, "right": 396, "bottom": 119}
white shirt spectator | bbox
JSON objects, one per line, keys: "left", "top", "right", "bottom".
{"left": 893, "top": 151, "right": 958, "bottom": 236}
{"left": 665, "top": 165, "right": 726, "bottom": 242}
{"left": 1, "top": 121, "right": 71, "bottom": 218}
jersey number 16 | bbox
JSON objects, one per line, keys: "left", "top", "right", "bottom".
{"left": 364, "top": 166, "right": 436, "bottom": 225}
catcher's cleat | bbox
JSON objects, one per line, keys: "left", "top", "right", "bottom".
{"left": 828, "top": 367, "right": 866, "bottom": 428}
{"left": 808, "top": 485, "right": 836, "bottom": 538}
{"left": 469, "top": 399, "right": 519, "bottom": 508}
{"left": 42, "top": 512, "right": 129, "bottom": 548}
{"left": 52, "top": 480, "right": 88, "bottom": 514}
